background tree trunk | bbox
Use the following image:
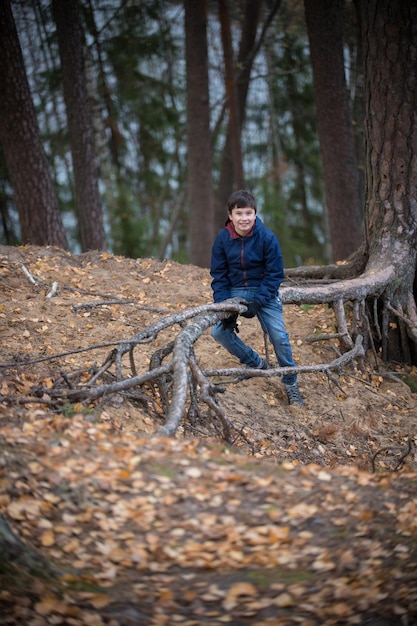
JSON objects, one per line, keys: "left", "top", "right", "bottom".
{"left": 216, "top": 0, "right": 272, "bottom": 227}
{"left": 304, "top": 0, "right": 363, "bottom": 262}
{"left": 185, "top": 0, "right": 214, "bottom": 268}
{"left": 0, "top": 0, "right": 68, "bottom": 249}
{"left": 218, "top": 0, "right": 245, "bottom": 193}
{"left": 52, "top": 0, "right": 106, "bottom": 252}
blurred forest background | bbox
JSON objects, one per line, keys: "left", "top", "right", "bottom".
{"left": 0, "top": 0, "right": 364, "bottom": 268}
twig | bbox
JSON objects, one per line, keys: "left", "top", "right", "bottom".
{"left": 304, "top": 332, "right": 350, "bottom": 343}
{"left": 325, "top": 370, "right": 347, "bottom": 396}
{"left": 63, "top": 363, "right": 173, "bottom": 402}
{"left": 203, "top": 334, "right": 364, "bottom": 379}
{"left": 371, "top": 438, "right": 413, "bottom": 473}
{"left": 394, "top": 437, "right": 413, "bottom": 470}
{"left": 21, "top": 264, "right": 38, "bottom": 285}
{"left": 188, "top": 354, "right": 232, "bottom": 443}
{"left": 46, "top": 282, "right": 59, "bottom": 298}
{"left": 0, "top": 278, "right": 18, "bottom": 291}
{"left": 72, "top": 299, "right": 138, "bottom": 311}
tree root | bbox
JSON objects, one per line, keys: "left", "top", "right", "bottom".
{"left": 1, "top": 294, "right": 366, "bottom": 439}
{"left": 371, "top": 437, "right": 413, "bottom": 472}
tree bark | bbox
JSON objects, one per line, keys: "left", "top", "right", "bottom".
{"left": 185, "top": 0, "right": 215, "bottom": 268}
{"left": 0, "top": 0, "right": 68, "bottom": 249}
{"left": 218, "top": 0, "right": 245, "bottom": 192}
{"left": 287, "top": 0, "right": 417, "bottom": 364}
{"left": 361, "top": 0, "right": 417, "bottom": 361}
{"left": 304, "top": 0, "right": 363, "bottom": 262}
{"left": 52, "top": 0, "right": 106, "bottom": 252}
{"left": 216, "top": 0, "right": 271, "bottom": 227}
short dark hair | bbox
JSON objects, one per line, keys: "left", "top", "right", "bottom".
{"left": 227, "top": 189, "right": 257, "bottom": 213}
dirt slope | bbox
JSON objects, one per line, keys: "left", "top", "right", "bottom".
{"left": 0, "top": 245, "right": 417, "bottom": 625}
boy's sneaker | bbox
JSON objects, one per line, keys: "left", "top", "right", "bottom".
{"left": 258, "top": 359, "right": 269, "bottom": 370}
{"left": 285, "top": 382, "right": 303, "bottom": 407}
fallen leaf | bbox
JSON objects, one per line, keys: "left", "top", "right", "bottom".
{"left": 225, "top": 582, "right": 258, "bottom": 602}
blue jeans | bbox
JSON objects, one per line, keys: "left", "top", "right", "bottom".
{"left": 211, "top": 287, "right": 297, "bottom": 385}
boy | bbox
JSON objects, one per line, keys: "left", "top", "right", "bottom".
{"left": 210, "top": 189, "right": 303, "bottom": 407}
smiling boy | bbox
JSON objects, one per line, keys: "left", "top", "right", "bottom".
{"left": 210, "top": 189, "right": 303, "bottom": 407}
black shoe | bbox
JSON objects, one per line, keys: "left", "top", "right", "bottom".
{"left": 285, "top": 383, "right": 303, "bottom": 406}
{"left": 237, "top": 359, "right": 268, "bottom": 381}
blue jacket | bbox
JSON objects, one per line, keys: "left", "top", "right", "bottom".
{"left": 210, "top": 217, "right": 284, "bottom": 306}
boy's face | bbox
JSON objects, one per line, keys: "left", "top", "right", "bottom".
{"left": 229, "top": 206, "right": 256, "bottom": 236}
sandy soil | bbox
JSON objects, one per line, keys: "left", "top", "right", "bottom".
{"left": 1, "top": 244, "right": 416, "bottom": 472}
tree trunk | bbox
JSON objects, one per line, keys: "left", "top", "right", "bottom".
{"left": 215, "top": 0, "right": 264, "bottom": 227}
{"left": 218, "top": 0, "right": 245, "bottom": 191}
{"left": 0, "top": 0, "right": 68, "bottom": 249}
{"left": 52, "top": 0, "right": 106, "bottom": 252}
{"left": 361, "top": 0, "right": 417, "bottom": 361}
{"left": 304, "top": 0, "right": 363, "bottom": 262}
{"left": 185, "top": 0, "right": 215, "bottom": 268}
{"left": 285, "top": 0, "right": 417, "bottom": 365}
{"left": 0, "top": 512, "right": 57, "bottom": 576}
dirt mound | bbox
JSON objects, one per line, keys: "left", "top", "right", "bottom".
{"left": 1, "top": 245, "right": 417, "bottom": 625}
{"left": 1, "top": 245, "right": 415, "bottom": 471}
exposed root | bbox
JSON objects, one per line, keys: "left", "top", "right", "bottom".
{"left": 0, "top": 296, "right": 366, "bottom": 439}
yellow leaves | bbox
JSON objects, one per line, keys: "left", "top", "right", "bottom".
{"left": 371, "top": 374, "right": 384, "bottom": 387}
{"left": 85, "top": 594, "right": 111, "bottom": 609}
{"left": 7, "top": 497, "right": 41, "bottom": 520}
{"left": 287, "top": 502, "right": 318, "bottom": 519}
{"left": 273, "top": 592, "right": 294, "bottom": 607}
{"left": 40, "top": 529, "right": 55, "bottom": 547}
{"left": 268, "top": 525, "right": 291, "bottom": 542}
{"left": 117, "top": 468, "right": 131, "bottom": 480}
{"left": 312, "top": 554, "right": 336, "bottom": 571}
{"left": 225, "top": 581, "right": 257, "bottom": 602}
{"left": 62, "top": 537, "right": 81, "bottom": 554}
{"left": 35, "top": 597, "right": 72, "bottom": 616}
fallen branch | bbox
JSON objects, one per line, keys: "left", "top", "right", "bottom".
{"left": 46, "top": 281, "right": 59, "bottom": 298}
{"left": 203, "top": 334, "right": 364, "bottom": 380}
{"left": 72, "top": 299, "right": 138, "bottom": 311}
{"left": 1, "top": 297, "right": 365, "bottom": 440}
{"left": 21, "top": 264, "right": 38, "bottom": 285}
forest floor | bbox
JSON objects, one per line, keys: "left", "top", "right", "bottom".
{"left": 0, "top": 245, "right": 417, "bottom": 626}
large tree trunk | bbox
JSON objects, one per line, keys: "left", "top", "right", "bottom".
{"left": 304, "top": 0, "right": 363, "bottom": 262}
{"left": 361, "top": 0, "right": 417, "bottom": 361}
{"left": 284, "top": 0, "right": 417, "bottom": 365}
{"left": 52, "top": 0, "right": 106, "bottom": 252}
{"left": 185, "top": 0, "right": 215, "bottom": 268}
{"left": 0, "top": 0, "right": 68, "bottom": 249}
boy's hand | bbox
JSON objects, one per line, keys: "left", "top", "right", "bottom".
{"left": 222, "top": 313, "right": 239, "bottom": 332}
{"left": 241, "top": 301, "right": 260, "bottom": 318}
